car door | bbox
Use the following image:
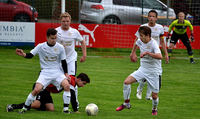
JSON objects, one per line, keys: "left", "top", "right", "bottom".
{"left": 0, "top": 0, "right": 16, "bottom": 21}
{"left": 113, "top": 0, "right": 142, "bottom": 24}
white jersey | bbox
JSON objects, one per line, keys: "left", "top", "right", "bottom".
{"left": 56, "top": 27, "right": 83, "bottom": 62}
{"left": 136, "top": 38, "right": 162, "bottom": 74}
{"left": 30, "top": 42, "right": 66, "bottom": 69}
{"left": 135, "top": 23, "right": 164, "bottom": 46}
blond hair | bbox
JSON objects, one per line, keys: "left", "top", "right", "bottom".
{"left": 60, "top": 12, "right": 71, "bottom": 20}
{"left": 178, "top": 12, "right": 185, "bottom": 17}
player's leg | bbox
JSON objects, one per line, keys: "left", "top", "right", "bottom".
{"left": 147, "top": 74, "right": 161, "bottom": 115}
{"left": 167, "top": 32, "right": 179, "bottom": 61}
{"left": 6, "top": 103, "right": 25, "bottom": 112}
{"left": 60, "top": 78, "right": 72, "bottom": 113}
{"left": 19, "top": 83, "right": 43, "bottom": 113}
{"left": 68, "top": 60, "right": 79, "bottom": 108}
{"left": 136, "top": 81, "right": 146, "bottom": 99}
{"left": 116, "top": 70, "right": 143, "bottom": 111}
{"left": 181, "top": 33, "right": 195, "bottom": 63}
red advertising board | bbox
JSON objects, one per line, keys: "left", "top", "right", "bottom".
{"left": 35, "top": 23, "right": 200, "bottom": 49}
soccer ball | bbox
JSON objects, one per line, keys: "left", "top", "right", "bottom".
{"left": 85, "top": 103, "right": 98, "bottom": 116}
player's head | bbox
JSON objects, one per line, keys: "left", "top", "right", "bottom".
{"left": 76, "top": 73, "right": 90, "bottom": 87}
{"left": 138, "top": 26, "right": 151, "bottom": 43}
{"left": 60, "top": 12, "right": 71, "bottom": 30}
{"left": 178, "top": 12, "right": 185, "bottom": 22}
{"left": 46, "top": 28, "right": 57, "bottom": 45}
{"left": 148, "top": 10, "right": 158, "bottom": 25}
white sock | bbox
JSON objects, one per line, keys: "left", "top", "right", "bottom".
{"left": 24, "top": 93, "right": 35, "bottom": 109}
{"left": 123, "top": 84, "right": 131, "bottom": 100}
{"left": 152, "top": 97, "right": 159, "bottom": 109}
{"left": 63, "top": 91, "right": 71, "bottom": 111}
{"left": 146, "top": 86, "right": 152, "bottom": 96}
{"left": 137, "top": 81, "right": 146, "bottom": 91}
{"left": 75, "top": 85, "right": 78, "bottom": 103}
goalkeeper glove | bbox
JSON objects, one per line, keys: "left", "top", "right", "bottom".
{"left": 189, "top": 34, "right": 195, "bottom": 42}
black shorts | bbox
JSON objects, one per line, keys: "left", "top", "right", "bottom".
{"left": 35, "top": 89, "right": 53, "bottom": 111}
{"left": 170, "top": 32, "right": 190, "bottom": 45}
{"left": 32, "top": 83, "right": 53, "bottom": 111}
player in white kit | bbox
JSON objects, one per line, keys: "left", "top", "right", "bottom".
{"left": 16, "top": 28, "right": 72, "bottom": 113}
{"left": 56, "top": 12, "right": 87, "bottom": 108}
{"left": 134, "top": 10, "right": 168, "bottom": 100}
{"left": 116, "top": 26, "right": 162, "bottom": 115}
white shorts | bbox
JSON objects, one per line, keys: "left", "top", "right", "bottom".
{"left": 130, "top": 68, "right": 161, "bottom": 93}
{"left": 67, "top": 59, "right": 77, "bottom": 76}
{"left": 36, "top": 69, "right": 67, "bottom": 91}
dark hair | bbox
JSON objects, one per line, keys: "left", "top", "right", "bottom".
{"left": 46, "top": 28, "right": 57, "bottom": 37}
{"left": 77, "top": 73, "right": 90, "bottom": 83}
{"left": 148, "top": 9, "right": 158, "bottom": 17}
{"left": 138, "top": 26, "right": 151, "bottom": 37}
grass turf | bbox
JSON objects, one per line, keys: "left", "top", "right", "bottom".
{"left": 0, "top": 48, "right": 200, "bottom": 119}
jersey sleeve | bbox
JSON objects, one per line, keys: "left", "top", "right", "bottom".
{"left": 187, "top": 21, "right": 193, "bottom": 30}
{"left": 168, "top": 20, "right": 176, "bottom": 32}
{"left": 30, "top": 43, "right": 41, "bottom": 56}
{"left": 75, "top": 30, "right": 83, "bottom": 42}
{"left": 153, "top": 42, "right": 161, "bottom": 54}
{"left": 160, "top": 25, "right": 164, "bottom": 36}
{"left": 60, "top": 45, "right": 67, "bottom": 60}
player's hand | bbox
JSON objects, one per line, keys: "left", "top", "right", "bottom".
{"left": 140, "top": 52, "right": 148, "bottom": 58}
{"left": 189, "top": 34, "right": 195, "bottom": 42}
{"left": 165, "top": 54, "right": 169, "bottom": 64}
{"left": 15, "top": 48, "right": 25, "bottom": 57}
{"left": 130, "top": 53, "right": 137, "bottom": 62}
{"left": 65, "top": 73, "right": 71, "bottom": 83}
{"left": 80, "top": 55, "right": 86, "bottom": 62}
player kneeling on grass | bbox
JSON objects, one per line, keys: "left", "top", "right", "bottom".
{"left": 6, "top": 73, "right": 90, "bottom": 113}
{"left": 116, "top": 26, "right": 162, "bottom": 115}
{"left": 15, "top": 28, "right": 72, "bottom": 113}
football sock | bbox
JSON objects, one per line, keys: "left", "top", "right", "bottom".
{"left": 167, "top": 49, "right": 172, "bottom": 58}
{"left": 146, "top": 86, "right": 152, "bottom": 97}
{"left": 63, "top": 91, "right": 71, "bottom": 111}
{"left": 24, "top": 93, "right": 35, "bottom": 109}
{"left": 12, "top": 103, "right": 25, "bottom": 109}
{"left": 152, "top": 97, "right": 159, "bottom": 109}
{"left": 137, "top": 81, "right": 145, "bottom": 91}
{"left": 123, "top": 84, "right": 131, "bottom": 101}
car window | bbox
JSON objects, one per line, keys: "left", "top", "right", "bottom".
{"left": 113, "top": 0, "right": 134, "bottom": 6}
{"left": 143, "top": 0, "right": 163, "bottom": 10}
{"left": 84, "top": 0, "right": 102, "bottom": 3}
{"left": 0, "top": 0, "right": 8, "bottom": 3}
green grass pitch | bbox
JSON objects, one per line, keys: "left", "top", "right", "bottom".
{"left": 0, "top": 47, "right": 200, "bottom": 119}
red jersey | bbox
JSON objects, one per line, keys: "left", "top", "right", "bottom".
{"left": 45, "top": 75, "right": 76, "bottom": 93}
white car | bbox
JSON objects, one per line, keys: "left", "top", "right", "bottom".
{"left": 80, "top": 0, "right": 176, "bottom": 25}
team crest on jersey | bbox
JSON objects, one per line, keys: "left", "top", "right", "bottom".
{"left": 155, "top": 28, "right": 158, "bottom": 31}
{"left": 147, "top": 45, "right": 151, "bottom": 49}
{"left": 54, "top": 48, "right": 58, "bottom": 52}
{"left": 69, "top": 32, "right": 72, "bottom": 36}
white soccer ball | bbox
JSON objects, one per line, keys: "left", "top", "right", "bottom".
{"left": 85, "top": 103, "right": 98, "bottom": 116}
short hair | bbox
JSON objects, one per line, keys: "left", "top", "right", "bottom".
{"left": 148, "top": 10, "right": 158, "bottom": 18}
{"left": 178, "top": 12, "right": 185, "bottom": 17}
{"left": 60, "top": 12, "right": 71, "bottom": 20}
{"left": 77, "top": 73, "right": 90, "bottom": 83}
{"left": 46, "top": 28, "right": 57, "bottom": 37}
{"left": 138, "top": 26, "right": 151, "bottom": 37}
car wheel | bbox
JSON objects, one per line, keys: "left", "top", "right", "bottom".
{"left": 13, "top": 13, "right": 31, "bottom": 22}
{"left": 102, "top": 16, "right": 121, "bottom": 24}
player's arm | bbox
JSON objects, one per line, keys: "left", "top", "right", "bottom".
{"left": 70, "top": 89, "right": 79, "bottom": 113}
{"left": 140, "top": 52, "right": 162, "bottom": 59}
{"left": 61, "top": 60, "right": 71, "bottom": 82}
{"left": 159, "top": 35, "right": 169, "bottom": 63}
{"left": 15, "top": 48, "right": 34, "bottom": 58}
{"left": 130, "top": 38, "right": 139, "bottom": 63}
{"left": 80, "top": 40, "right": 87, "bottom": 62}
